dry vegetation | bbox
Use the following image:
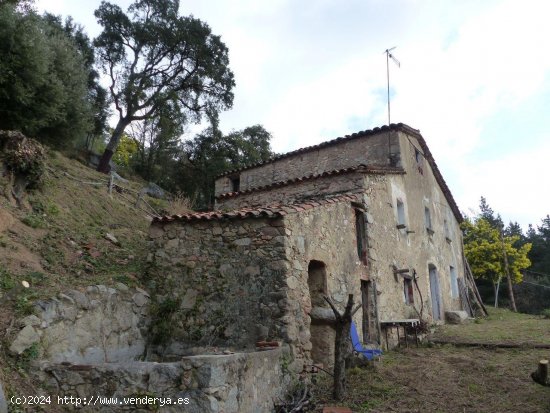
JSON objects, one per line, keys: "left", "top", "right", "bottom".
{"left": 313, "top": 309, "right": 550, "bottom": 413}
{"left": 0, "top": 150, "right": 168, "bottom": 409}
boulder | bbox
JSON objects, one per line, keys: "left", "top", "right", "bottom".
{"left": 9, "top": 325, "right": 40, "bottom": 355}
{"left": 445, "top": 310, "right": 470, "bottom": 324}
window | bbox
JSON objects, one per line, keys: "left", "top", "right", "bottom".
{"left": 230, "top": 175, "right": 240, "bottom": 192}
{"left": 424, "top": 207, "right": 433, "bottom": 234}
{"left": 450, "top": 266, "right": 459, "bottom": 298}
{"left": 396, "top": 199, "right": 406, "bottom": 228}
{"left": 444, "top": 219, "right": 452, "bottom": 242}
{"left": 415, "top": 148, "right": 422, "bottom": 164}
{"left": 404, "top": 278, "right": 414, "bottom": 305}
{"left": 355, "top": 209, "right": 368, "bottom": 264}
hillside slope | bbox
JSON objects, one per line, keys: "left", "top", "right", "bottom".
{"left": 0, "top": 149, "right": 164, "bottom": 407}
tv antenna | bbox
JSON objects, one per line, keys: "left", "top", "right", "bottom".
{"left": 384, "top": 47, "right": 400, "bottom": 126}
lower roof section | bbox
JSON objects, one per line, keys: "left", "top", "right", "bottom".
{"left": 152, "top": 193, "right": 360, "bottom": 224}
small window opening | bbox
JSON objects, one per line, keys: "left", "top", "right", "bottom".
{"left": 424, "top": 207, "right": 433, "bottom": 234}
{"left": 355, "top": 209, "right": 368, "bottom": 264}
{"left": 396, "top": 199, "right": 406, "bottom": 228}
{"left": 404, "top": 278, "right": 414, "bottom": 305}
{"left": 230, "top": 176, "right": 240, "bottom": 192}
{"left": 415, "top": 148, "right": 422, "bottom": 164}
{"left": 450, "top": 266, "right": 459, "bottom": 298}
{"left": 444, "top": 219, "right": 452, "bottom": 242}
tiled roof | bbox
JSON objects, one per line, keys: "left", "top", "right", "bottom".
{"left": 217, "top": 123, "right": 463, "bottom": 222}
{"left": 216, "top": 164, "right": 404, "bottom": 200}
{"left": 217, "top": 123, "right": 416, "bottom": 178}
{"left": 152, "top": 194, "right": 359, "bottom": 224}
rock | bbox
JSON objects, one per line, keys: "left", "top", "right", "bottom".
{"left": 145, "top": 182, "right": 165, "bottom": 199}
{"left": 66, "top": 290, "right": 90, "bottom": 310}
{"left": 234, "top": 238, "right": 251, "bottom": 246}
{"left": 182, "top": 289, "right": 198, "bottom": 309}
{"left": 0, "top": 380, "right": 7, "bottom": 413}
{"left": 286, "top": 276, "right": 299, "bottom": 290}
{"left": 10, "top": 325, "right": 40, "bottom": 355}
{"left": 115, "top": 282, "right": 129, "bottom": 292}
{"left": 104, "top": 233, "right": 120, "bottom": 246}
{"left": 445, "top": 310, "right": 470, "bottom": 324}
{"left": 132, "top": 293, "right": 148, "bottom": 307}
{"left": 149, "top": 224, "right": 164, "bottom": 239}
{"left": 20, "top": 314, "right": 41, "bottom": 327}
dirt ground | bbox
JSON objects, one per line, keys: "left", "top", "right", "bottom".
{"left": 313, "top": 309, "right": 550, "bottom": 413}
{"left": 313, "top": 345, "right": 550, "bottom": 413}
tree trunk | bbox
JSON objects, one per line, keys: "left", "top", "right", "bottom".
{"left": 97, "top": 119, "right": 129, "bottom": 173}
{"left": 501, "top": 230, "right": 517, "bottom": 312}
{"left": 324, "top": 294, "right": 361, "bottom": 401}
{"left": 494, "top": 281, "right": 500, "bottom": 308}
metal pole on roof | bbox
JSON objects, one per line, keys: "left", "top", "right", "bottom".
{"left": 385, "top": 47, "right": 400, "bottom": 165}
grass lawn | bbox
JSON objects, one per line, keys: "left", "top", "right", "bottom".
{"left": 313, "top": 309, "right": 550, "bottom": 412}
{"left": 432, "top": 307, "right": 550, "bottom": 346}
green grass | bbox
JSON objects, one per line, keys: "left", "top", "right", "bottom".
{"left": 432, "top": 307, "right": 550, "bottom": 345}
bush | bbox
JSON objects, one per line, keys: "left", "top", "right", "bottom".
{"left": 0, "top": 130, "right": 46, "bottom": 189}
{"left": 541, "top": 309, "right": 550, "bottom": 319}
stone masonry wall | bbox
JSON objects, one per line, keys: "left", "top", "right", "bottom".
{"left": 281, "top": 200, "right": 366, "bottom": 366}
{"left": 215, "top": 131, "right": 400, "bottom": 196}
{"left": 216, "top": 171, "right": 365, "bottom": 210}
{"left": 9, "top": 284, "right": 149, "bottom": 364}
{"left": 35, "top": 348, "right": 287, "bottom": 413}
{"left": 148, "top": 218, "right": 295, "bottom": 360}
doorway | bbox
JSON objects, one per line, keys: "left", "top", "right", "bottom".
{"left": 429, "top": 264, "right": 442, "bottom": 320}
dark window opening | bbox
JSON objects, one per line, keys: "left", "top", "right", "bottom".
{"left": 415, "top": 148, "right": 422, "bottom": 164}
{"left": 355, "top": 209, "right": 368, "bottom": 264}
{"left": 404, "top": 278, "right": 414, "bottom": 305}
{"left": 230, "top": 176, "right": 240, "bottom": 192}
{"left": 424, "top": 206, "right": 433, "bottom": 234}
{"left": 308, "top": 260, "right": 327, "bottom": 307}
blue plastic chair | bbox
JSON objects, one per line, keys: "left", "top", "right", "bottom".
{"left": 350, "top": 321, "right": 383, "bottom": 360}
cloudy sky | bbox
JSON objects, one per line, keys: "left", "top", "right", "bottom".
{"left": 35, "top": 0, "right": 550, "bottom": 229}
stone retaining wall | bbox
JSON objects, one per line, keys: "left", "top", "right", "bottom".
{"left": 9, "top": 284, "right": 149, "bottom": 364}
{"left": 35, "top": 348, "right": 287, "bottom": 413}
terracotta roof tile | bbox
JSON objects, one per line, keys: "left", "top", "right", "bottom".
{"left": 152, "top": 193, "right": 360, "bottom": 224}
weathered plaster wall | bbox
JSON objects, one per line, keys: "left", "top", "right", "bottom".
{"left": 215, "top": 131, "right": 399, "bottom": 196}
{"left": 36, "top": 349, "right": 287, "bottom": 413}
{"left": 364, "top": 132, "right": 465, "bottom": 326}
{"left": 9, "top": 284, "right": 149, "bottom": 364}
{"left": 148, "top": 218, "right": 293, "bottom": 358}
{"left": 216, "top": 171, "right": 364, "bottom": 210}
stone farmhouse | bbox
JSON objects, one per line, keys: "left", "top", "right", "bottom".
{"left": 149, "top": 123, "right": 469, "bottom": 370}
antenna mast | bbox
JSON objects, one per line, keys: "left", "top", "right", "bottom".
{"left": 385, "top": 47, "right": 400, "bottom": 126}
{"left": 384, "top": 47, "right": 400, "bottom": 165}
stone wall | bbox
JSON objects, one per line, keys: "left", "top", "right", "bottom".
{"left": 9, "top": 284, "right": 149, "bottom": 364}
{"left": 35, "top": 349, "right": 287, "bottom": 413}
{"left": 216, "top": 170, "right": 365, "bottom": 210}
{"left": 278, "top": 199, "right": 367, "bottom": 366}
{"left": 148, "top": 217, "right": 292, "bottom": 358}
{"left": 215, "top": 131, "right": 399, "bottom": 196}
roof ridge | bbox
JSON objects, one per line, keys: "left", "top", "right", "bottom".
{"left": 217, "top": 123, "right": 420, "bottom": 178}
